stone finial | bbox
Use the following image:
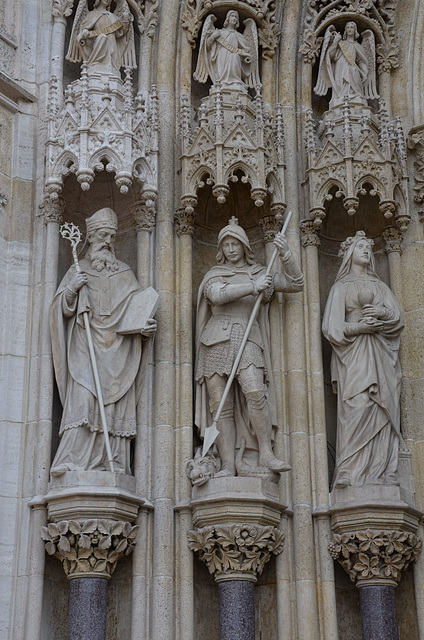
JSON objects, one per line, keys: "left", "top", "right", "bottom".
{"left": 329, "top": 529, "right": 422, "bottom": 587}
{"left": 188, "top": 523, "right": 284, "bottom": 583}
{"left": 42, "top": 519, "right": 139, "bottom": 579}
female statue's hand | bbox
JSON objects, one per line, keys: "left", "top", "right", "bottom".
{"left": 358, "top": 317, "right": 383, "bottom": 333}
{"left": 362, "top": 304, "right": 386, "bottom": 319}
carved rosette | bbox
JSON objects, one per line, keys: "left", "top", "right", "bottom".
{"left": 300, "top": 0, "right": 399, "bottom": 74}
{"left": 42, "top": 519, "right": 139, "bottom": 579}
{"left": 188, "top": 523, "right": 284, "bottom": 583}
{"left": 300, "top": 220, "right": 321, "bottom": 248}
{"left": 329, "top": 529, "right": 422, "bottom": 587}
{"left": 174, "top": 208, "right": 196, "bottom": 237}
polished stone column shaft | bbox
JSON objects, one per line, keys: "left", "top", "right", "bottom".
{"left": 359, "top": 585, "right": 399, "bottom": 640}
{"left": 218, "top": 580, "right": 255, "bottom": 640}
{"left": 68, "top": 577, "right": 108, "bottom": 640}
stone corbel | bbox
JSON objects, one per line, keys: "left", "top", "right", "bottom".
{"left": 188, "top": 522, "right": 284, "bottom": 583}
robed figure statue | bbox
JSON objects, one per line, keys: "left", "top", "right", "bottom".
{"left": 322, "top": 231, "right": 404, "bottom": 488}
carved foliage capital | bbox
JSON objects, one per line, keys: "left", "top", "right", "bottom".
{"left": 260, "top": 214, "right": 282, "bottom": 242}
{"left": 42, "top": 519, "right": 139, "bottom": 579}
{"left": 133, "top": 193, "right": 157, "bottom": 232}
{"left": 382, "top": 226, "right": 404, "bottom": 254}
{"left": 52, "top": 0, "right": 74, "bottom": 20}
{"left": 40, "top": 195, "right": 65, "bottom": 224}
{"left": 300, "top": 219, "right": 321, "bottom": 248}
{"left": 175, "top": 208, "right": 196, "bottom": 237}
{"left": 329, "top": 529, "right": 422, "bottom": 586}
{"left": 188, "top": 523, "right": 284, "bottom": 581}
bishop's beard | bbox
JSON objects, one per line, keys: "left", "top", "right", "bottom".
{"left": 87, "top": 243, "right": 119, "bottom": 272}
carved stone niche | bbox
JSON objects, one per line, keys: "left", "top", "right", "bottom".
{"left": 304, "top": 101, "right": 410, "bottom": 233}
{"left": 180, "top": 87, "right": 285, "bottom": 214}
{"left": 188, "top": 476, "right": 286, "bottom": 582}
{"left": 40, "top": 471, "right": 147, "bottom": 580}
{"left": 45, "top": 69, "right": 158, "bottom": 205}
{"left": 300, "top": 0, "right": 399, "bottom": 75}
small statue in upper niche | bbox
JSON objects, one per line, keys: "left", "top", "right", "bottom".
{"left": 314, "top": 21, "right": 379, "bottom": 108}
{"left": 322, "top": 231, "right": 404, "bottom": 489}
{"left": 194, "top": 10, "right": 260, "bottom": 92}
{"left": 66, "top": 0, "right": 136, "bottom": 76}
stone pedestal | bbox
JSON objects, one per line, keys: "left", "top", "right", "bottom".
{"left": 188, "top": 477, "right": 286, "bottom": 638}
{"left": 41, "top": 471, "right": 147, "bottom": 639}
{"left": 328, "top": 486, "right": 422, "bottom": 640}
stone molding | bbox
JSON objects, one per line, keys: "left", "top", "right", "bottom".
{"left": 188, "top": 522, "right": 284, "bottom": 583}
{"left": 42, "top": 519, "right": 139, "bottom": 579}
{"left": 300, "top": 0, "right": 399, "bottom": 74}
{"left": 329, "top": 529, "right": 422, "bottom": 588}
{"left": 182, "top": 0, "right": 281, "bottom": 59}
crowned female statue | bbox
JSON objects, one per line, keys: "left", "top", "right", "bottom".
{"left": 322, "top": 231, "right": 404, "bottom": 488}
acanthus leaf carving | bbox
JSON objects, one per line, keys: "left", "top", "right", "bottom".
{"left": 52, "top": 0, "right": 74, "bottom": 19}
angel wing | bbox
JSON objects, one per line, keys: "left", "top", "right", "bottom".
{"left": 361, "top": 30, "right": 379, "bottom": 100}
{"left": 242, "top": 18, "right": 260, "bottom": 89}
{"left": 193, "top": 14, "right": 216, "bottom": 84}
{"left": 66, "top": 0, "right": 88, "bottom": 63}
{"left": 314, "top": 25, "right": 335, "bottom": 96}
{"left": 115, "top": 0, "right": 137, "bottom": 69}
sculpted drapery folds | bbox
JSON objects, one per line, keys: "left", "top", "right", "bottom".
{"left": 314, "top": 21, "right": 378, "bottom": 108}
{"left": 66, "top": 0, "right": 136, "bottom": 75}
{"left": 322, "top": 231, "right": 404, "bottom": 489}
{"left": 50, "top": 208, "right": 157, "bottom": 476}
{"left": 195, "top": 218, "right": 304, "bottom": 478}
{"left": 194, "top": 10, "right": 260, "bottom": 92}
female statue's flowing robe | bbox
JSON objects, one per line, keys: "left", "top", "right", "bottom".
{"left": 322, "top": 274, "right": 404, "bottom": 487}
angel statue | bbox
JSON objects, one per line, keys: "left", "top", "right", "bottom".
{"left": 194, "top": 10, "right": 260, "bottom": 92}
{"left": 314, "top": 21, "right": 379, "bottom": 108}
{"left": 66, "top": 0, "right": 136, "bottom": 76}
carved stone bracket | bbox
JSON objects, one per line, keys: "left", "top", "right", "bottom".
{"left": 300, "top": 0, "right": 399, "bottom": 74}
{"left": 174, "top": 207, "right": 196, "bottom": 237}
{"left": 45, "top": 70, "right": 158, "bottom": 200}
{"left": 180, "top": 88, "right": 285, "bottom": 213}
{"left": 182, "top": 0, "right": 281, "bottom": 59}
{"left": 42, "top": 519, "right": 139, "bottom": 579}
{"left": 188, "top": 522, "right": 284, "bottom": 582}
{"left": 300, "top": 219, "right": 321, "bottom": 248}
{"left": 329, "top": 529, "right": 422, "bottom": 588}
{"left": 304, "top": 103, "right": 409, "bottom": 230}
{"left": 40, "top": 193, "right": 65, "bottom": 224}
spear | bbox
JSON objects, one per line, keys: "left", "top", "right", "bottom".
{"left": 201, "top": 210, "right": 293, "bottom": 458}
{"left": 60, "top": 222, "right": 115, "bottom": 473}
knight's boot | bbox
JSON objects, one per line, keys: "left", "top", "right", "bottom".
{"left": 245, "top": 390, "right": 291, "bottom": 473}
